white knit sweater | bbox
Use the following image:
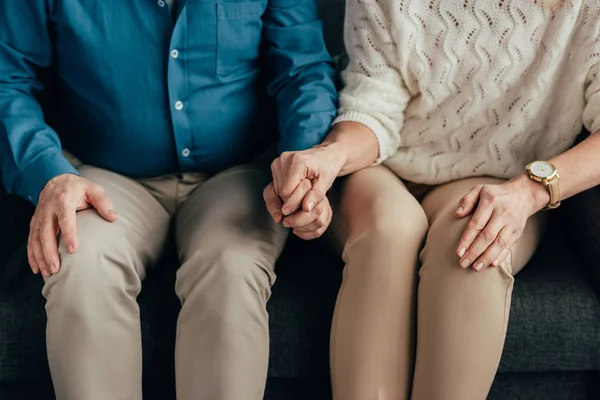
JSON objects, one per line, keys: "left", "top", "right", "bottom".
{"left": 334, "top": 0, "right": 600, "bottom": 184}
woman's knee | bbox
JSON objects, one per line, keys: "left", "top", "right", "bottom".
{"left": 339, "top": 166, "right": 429, "bottom": 245}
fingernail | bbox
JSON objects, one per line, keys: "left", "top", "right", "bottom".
{"left": 273, "top": 212, "right": 281, "bottom": 221}
{"left": 458, "top": 247, "right": 466, "bottom": 257}
{"left": 50, "top": 263, "right": 58, "bottom": 274}
{"left": 283, "top": 221, "right": 291, "bottom": 228}
{"left": 308, "top": 201, "right": 315, "bottom": 211}
{"left": 456, "top": 206, "right": 464, "bottom": 214}
{"left": 492, "top": 259, "right": 499, "bottom": 267}
{"left": 108, "top": 209, "right": 116, "bottom": 219}
{"left": 460, "top": 258, "right": 471, "bottom": 268}
{"left": 474, "top": 262, "right": 484, "bottom": 272}
{"left": 282, "top": 207, "right": 289, "bottom": 216}
{"left": 41, "top": 269, "right": 50, "bottom": 278}
{"left": 67, "top": 245, "right": 75, "bottom": 254}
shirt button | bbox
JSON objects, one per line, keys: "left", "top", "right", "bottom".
{"left": 182, "top": 148, "right": 191, "bottom": 157}
{"left": 170, "top": 49, "right": 179, "bottom": 59}
{"left": 174, "top": 101, "right": 184, "bottom": 111}
{"left": 157, "top": 0, "right": 166, "bottom": 7}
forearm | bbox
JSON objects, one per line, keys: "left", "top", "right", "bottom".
{"left": 318, "top": 121, "right": 379, "bottom": 176}
{"left": 550, "top": 130, "right": 600, "bottom": 200}
{"left": 511, "top": 130, "right": 600, "bottom": 213}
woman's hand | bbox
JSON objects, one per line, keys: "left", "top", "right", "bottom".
{"left": 455, "top": 174, "right": 550, "bottom": 272}
{"left": 264, "top": 143, "right": 346, "bottom": 240}
{"left": 270, "top": 144, "right": 346, "bottom": 215}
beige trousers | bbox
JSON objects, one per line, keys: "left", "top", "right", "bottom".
{"left": 42, "top": 161, "right": 288, "bottom": 400}
{"left": 329, "top": 166, "right": 545, "bottom": 400}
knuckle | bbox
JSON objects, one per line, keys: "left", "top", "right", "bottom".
{"left": 482, "top": 228, "right": 497, "bottom": 241}
{"left": 481, "top": 190, "right": 495, "bottom": 203}
{"left": 469, "top": 219, "right": 486, "bottom": 231}
{"left": 314, "top": 202, "right": 325, "bottom": 215}
{"left": 57, "top": 191, "right": 69, "bottom": 204}
{"left": 497, "top": 236, "right": 511, "bottom": 249}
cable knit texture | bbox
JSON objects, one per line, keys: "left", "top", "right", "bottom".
{"left": 335, "top": 0, "right": 600, "bottom": 184}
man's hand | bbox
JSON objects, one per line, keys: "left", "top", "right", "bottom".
{"left": 270, "top": 144, "right": 346, "bottom": 216}
{"left": 28, "top": 174, "right": 117, "bottom": 277}
{"left": 455, "top": 174, "right": 549, "bottom": 272}
{"left": 263, "top": 180, "right": 333, "bottom": 240}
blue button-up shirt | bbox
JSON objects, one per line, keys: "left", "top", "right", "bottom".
{"left": 0, "top": 0, "right": 338, "bottom": 203}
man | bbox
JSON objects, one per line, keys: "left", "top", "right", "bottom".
{"left": 0, "top": 0, "right": 337, "bottom": 399}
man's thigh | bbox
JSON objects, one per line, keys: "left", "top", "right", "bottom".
{"left": 175, "top": 162, "right": 288, "bottom": 284}
{"left": 48, "top": 165, "right": 171, "bottom": 285}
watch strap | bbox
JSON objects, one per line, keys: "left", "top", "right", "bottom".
{"left": 543, "top": 176, "right": 561, "bottom": 210}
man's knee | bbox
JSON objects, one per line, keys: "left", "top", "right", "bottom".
{"left": 176, "top": 243, "right": 275, "bottom": 305}
{"left": 42, "top": 241, "right": 142, "bottom": 306}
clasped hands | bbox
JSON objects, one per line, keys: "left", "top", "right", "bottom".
{"left": 263, "top": 145, "right": 346, "bottom": 240}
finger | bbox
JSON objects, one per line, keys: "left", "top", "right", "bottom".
{"left": 282, "top": 179, "right": 312, "bottom": 216}
{"left": 456, "top": 185, "right": 483, "bottom": 218}
{"left": 30, "top": 228, "right": 50, "bottom": 278}
{"left": 288, "top": 203, "right": 329, "bottom": 232}
{"left": 27, "top": 232, "right": 40, "bottom": 274}
{"left": 58, "top": 201, "right": 79, "bottom": 254}
{"left": 460, "top": 213, "right": 504, "bottom": 269}
{"left": 271, "top": 161, "right": 281, "bottom": 197}
{"left": 293, "top": 206, "right": 332, "bottom": 240}
{"left": 471, "top": 227, "right": 514, "bottom": 272}
{"left": 263, "top": 183, "right": 284, "bottom": 223}
{"left": 301, "top": 176, "right": 329, "bottom": 213}
{"left": 40, "top": 216, "right": 60, "bottom": 274}
{"left": 278, "top": 154, "right": 307, "bottom": 200}
{"left": 493, "top": 248, "right": 511, "bottom": 267}
{"left": 294, "top": 227, "right": 327, "bottom": 241}
{"left": 87, "top": 186, "right": 116, "bottom": 221}
{"left": 283, "top": 201, "right": 324, "bottom": 229}
{"left": 456, "top": 199, "right": 494, "bottom": 258}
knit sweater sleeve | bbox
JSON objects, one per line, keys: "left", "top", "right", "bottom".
{"left": 333, "top": 0, "right": 410, "bottom": 164}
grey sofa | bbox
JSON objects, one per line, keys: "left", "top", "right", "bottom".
{"left": 1, "top": 0, "right": 600, "bottom": 399}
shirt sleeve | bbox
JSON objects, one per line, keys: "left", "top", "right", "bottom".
{"left": 333, "top": 0, "right": 411, "bottom": 164}
{"left": 262, "top": 0, "right": 339, "bottom": 153}
{"left": 0, "top": 0, "right": 77, "bottom": 204}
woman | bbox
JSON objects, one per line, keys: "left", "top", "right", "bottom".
{"left": 265, "top": 0, "right": 600, "bottom": 398}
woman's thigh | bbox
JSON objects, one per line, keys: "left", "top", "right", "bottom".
{"left": 328, "top": 165, "right": 429, "bottom": 255}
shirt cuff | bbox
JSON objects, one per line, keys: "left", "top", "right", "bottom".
{"left": 333, "top": 110, "right": 399, "bottom": 164}
{"left": 18, "top": 151, "right": 79, "bottom": 205}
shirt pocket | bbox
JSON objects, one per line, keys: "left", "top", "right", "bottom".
{"left": 216, "top": 0, "right": 267, "bottom": 76}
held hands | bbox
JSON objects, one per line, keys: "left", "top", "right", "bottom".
{"left": 455, "top": 175, "right": 549, "bottom": 272}
{"left": 28, "top": 174, "right": 117, "bottom": 278}
{"left": 264, "top": 145, "right": 346, "bottom": 240}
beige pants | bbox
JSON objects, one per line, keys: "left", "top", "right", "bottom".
{"left": 42, "top": 161, "right": 288, "bottom": 400}
{"left": 329, "top": 166, "right": 545, "bottom": 400}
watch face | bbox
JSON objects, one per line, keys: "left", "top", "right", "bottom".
{"left": 529, "top": 161, "right": 556, "bottom": 179}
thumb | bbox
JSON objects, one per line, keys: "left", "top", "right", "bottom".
{"left": 456, "top": 185, "right": 482, "bottom": 218}
{"left": 302, "top": 175, "right": 331, "bottom": 212}
{"left": 87, "top": 185, "right": 117, "bottom": 222}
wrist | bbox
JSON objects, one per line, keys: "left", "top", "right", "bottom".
{"left": 314, "top": 141, "right": 348, "bottom": 176}
{"left": 511, "top": 173, "right": 551, "bottom": 213}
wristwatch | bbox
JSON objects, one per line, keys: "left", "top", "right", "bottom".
{"left": 525, "top": 161, "right": 561, "bottom": 210}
